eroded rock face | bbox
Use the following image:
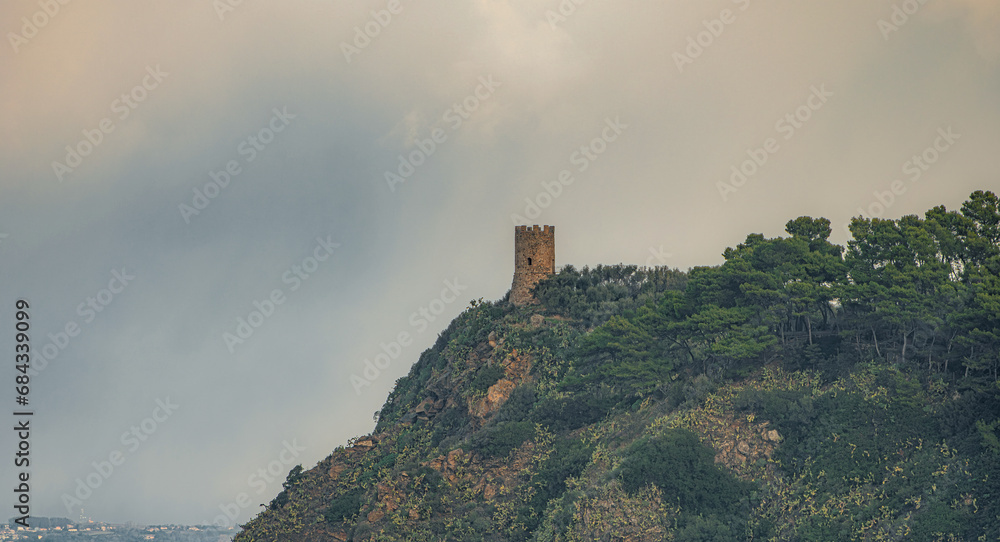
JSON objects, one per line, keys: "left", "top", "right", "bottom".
{"left": 469, "top": 378, "right": 516, "bottom": 418}
{"left": 328, "top": 435, "right": 386, "bottom": 480}
{"left": 482, "top": 483, "right": 498, "bottom": 501}
{"left": 376, "top": 480, "right": 401, "bottom": 513}
{"left": 413, "top": 396, "right": 446, "bottom": 421}
{"left": 503, "top": 350, "right": 532, "bottom": 382}
{"left": 468, "top": 349, "right": 533, "bottom": 419}
{"left": 329, "top": 463, "right": 347, "bottom": 480}
{"left": 425, "top": 448, "right": 467, "bottom": 483}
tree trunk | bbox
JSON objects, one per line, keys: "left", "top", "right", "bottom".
{"left": 927, "top": 334, "right": 937, "bottom": 373}
{"left": 965, "top": 345, "right": 975, "bottom": 379}
{"left": 872, "top": 327, "right": 881, "bottom": 358}
{"left": 945, "top": 331, "right": 956, "bottom": 374}
{"left": 901, "top": 329, "right": 908, "bottom": 363}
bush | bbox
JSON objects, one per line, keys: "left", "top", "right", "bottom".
{"left": 530, "top": 438, "right": 592, "bottom": 510}
{"left": 909, "top": 500, "right": 964, "bottom": 541}
{"left": 733, "top": 387, "right": 815, "bottom": 433}
{"left": 673, "top": 514, "right": 739, "bottom": 542}
{"left": 502, "top": 438, "right": 593, "bottom": 538}
{"left": 409, "top": 466, "right": 444, "bottom": 494}
{"left": 471, "top": 421, "right": 535, "bottom": 458}
{"left": 324, "top": 488, "right": 365, "bottom": 524}
{"left": 493, "top": 385, "right": 537, "bottom": 424}
{"left": 471, "top": 364, "right": 506, "bottom": 394}
{"left": 534, "top": 264, "right": 688, "bottom": 328}
{"left": 267, "top": 464, "right": 302, "bottom": 510}
{"left": 530, "top": 393, "right": 618, "bottom": 432}
{"left": 618, "top": 428, "right": 750, "bottom": 517}
{"left": 431, "top": 406, "right": 470, "bottom": 448}
{"left": 375, "top": 453, "right": 397, "bottom": 471}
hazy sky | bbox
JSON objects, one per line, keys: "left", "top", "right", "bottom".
{"left": 1, "top": 0, "right": 998, "bottom": 527}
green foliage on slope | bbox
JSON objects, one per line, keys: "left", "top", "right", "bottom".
{"left": 236, "top": 191, "right": 1000, "bottom": 542}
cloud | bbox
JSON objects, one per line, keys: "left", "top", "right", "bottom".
{"left": 0, "top": 0, "right": 997, "bottom": 526}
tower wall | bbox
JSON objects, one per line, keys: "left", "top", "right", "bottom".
{"left": 511, "top": 225, "right": 555, "bottom": 306}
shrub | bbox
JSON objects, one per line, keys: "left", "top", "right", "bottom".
{"left": 618, "top": 428, "right": 750, "bottom": 517}
{"left": 530, "top": 438, "right": 593, "bottom": 511}
{"left": 431, "top": 406, "right": 470, "bottom": 448}
{"left": 471, "top": 364, "right": 506, "bottom": 394}
{"left": 530, "top": 393, "right": 618, "bottom": 432}
{"left": 267, "top": 464, "right": 302, "bottom": 510}
{"left": 324, "top": 488, "right": 365, "bottom": 524}
{"left": 733, "top": 387, "right": 815, "bottom": 433}
{"left": 909, "top": 500, "right": 964, "bottom": 540}
{"left": 375, "top": 453, "right": 397, "bottom": 471}
{"left": 673, "top": 514, "right": 739, "bottom": 542}
{"left": 471, "top": 421, "right": 535, "bottom": 458}
{"left": 493, "top": 385, "right": 537, "bottom": 424}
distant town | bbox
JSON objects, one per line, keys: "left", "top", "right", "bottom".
{"left": 1, "top": 517, "right": 234, "bottom": 541}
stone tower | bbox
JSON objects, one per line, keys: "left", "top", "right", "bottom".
{"left": 511, "top": 225, "right": 555, "bottom": 306}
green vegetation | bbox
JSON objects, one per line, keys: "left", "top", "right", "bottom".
{"left": 236, "top": 191, "right": 1000, "bottom": 542}
{"left": 324, "top": 488, "right": 365, "bottom": 524}
{"left": 470, "top": 364, "right": 505, "bottom": 394}
{"left": 267, "top": 464, "right": 303, "bottom": 510}
{"left": 471, "top": 420, "right": 536, "bottom": 458}
{"left": 528, "top": 392, "right": 618, "bottom": 432}
{"left": 619, "top": 429, "right": 749, "bottom": 512}
{"left": 619, "top": 428, "right": 753, "bottom": 540}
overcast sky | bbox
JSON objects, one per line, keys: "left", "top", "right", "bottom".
{"left": 1, "top": 0, "right": 998, "bottom": 527}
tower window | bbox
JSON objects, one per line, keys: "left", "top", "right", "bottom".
{"left": 527, "top": 257, "right": 532, "bottom": 265}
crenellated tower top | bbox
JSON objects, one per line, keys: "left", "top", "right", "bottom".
{"left": 511, "top": 225, "right": 555, "bottom": 306}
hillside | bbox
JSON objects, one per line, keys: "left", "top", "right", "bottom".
{"left": 235, "top": 191, "right": 1000, "bottom": 542}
